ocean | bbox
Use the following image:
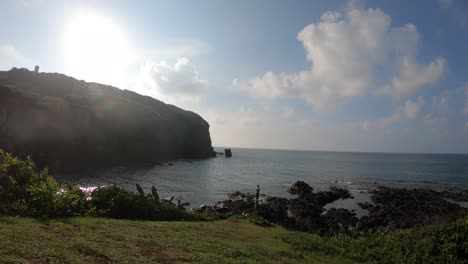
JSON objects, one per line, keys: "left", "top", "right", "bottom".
{"left": 56, "top": 148, "right": 468, "bottom": 207}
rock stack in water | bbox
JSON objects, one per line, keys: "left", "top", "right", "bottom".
{"left": 224, "top": 149, "right": 232, "bottom": 157}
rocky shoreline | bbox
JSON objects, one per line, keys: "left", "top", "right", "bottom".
{"left": 195, "top": 181, "right": 468, "bottom": 235}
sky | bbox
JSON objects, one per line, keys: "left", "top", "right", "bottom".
{"left": 1, "top": 0, "right": 468, "bottom": 153}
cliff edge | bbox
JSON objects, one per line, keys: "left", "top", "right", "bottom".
{"left": 0, "top": 68, "right": 215, "bottom": 171}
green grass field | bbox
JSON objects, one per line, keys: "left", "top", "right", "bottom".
{"left": 0, "top": 216, "right": 466, "bottom": 264}
{"left": 0, "top": 217, "right": 350, "bottom": 264}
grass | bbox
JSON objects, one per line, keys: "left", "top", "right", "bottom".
{"left": 0, "top": 216, "right": 466, "bottom": 264}
{"left": 0, "top": 217, "right": 350, "bottom": 264}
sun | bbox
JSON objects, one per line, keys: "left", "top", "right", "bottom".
{"left": 62, "top": 12, "right": 131, "bottom": 85}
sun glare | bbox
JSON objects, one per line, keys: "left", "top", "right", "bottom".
{"left": 63, "top": 12, "right": 131, "bottom": 85}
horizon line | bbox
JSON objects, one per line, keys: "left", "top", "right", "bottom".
{"left": 213, "top": 146, "right": 468, "bottom": 156}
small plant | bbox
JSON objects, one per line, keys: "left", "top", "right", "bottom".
{"left": 151, "top": 186, "right": 160, "bottom": 203}
{"left": 250, "top": 216, "right": 273, "bottom": 227}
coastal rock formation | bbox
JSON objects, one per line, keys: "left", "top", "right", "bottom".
{"left": 197, "top": 182, "right": 468, "bottom": 236}
{"left": 0, "top": 68, "right": 215, "bottom": 171}
{"left": 196, "top": 181, "right": 355, "bottom": 235}
{"left": 359, "top": 186, "right": 468, "bottom": 229}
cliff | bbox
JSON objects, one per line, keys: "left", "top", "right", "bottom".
{"left": 0, "top": 68, "right": 215, "bottom": 171}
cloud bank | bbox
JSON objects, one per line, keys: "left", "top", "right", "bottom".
{"left": 235, "top": 8, "right": 445, "bottom": 110}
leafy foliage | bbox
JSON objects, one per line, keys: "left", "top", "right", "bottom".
{"left": 90, "top": 185, "right": 198, "bottom": 221}
{"left": 0, "top": 149, "right": 58, "bottom": 217}
{"left": 282, "top": 216, "right": 468, "bottom": 264}
{"left": 0, "top": 148, "right": 202, "bottom": 221}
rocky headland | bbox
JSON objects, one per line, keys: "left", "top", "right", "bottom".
{"left": 0, "top": 68, "right": 215, "bottom": 171}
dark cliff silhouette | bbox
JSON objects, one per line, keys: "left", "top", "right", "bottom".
{"left": 0, "top": 68, "right": 215, "bottom": 171}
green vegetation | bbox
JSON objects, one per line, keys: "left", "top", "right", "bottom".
{"left": 1, "top": 149, "right": 467, "bottom": 263}
{"left": 0, "top": 149, "right": 202, "bottom": 221}
{"left": 0, "top": 216, "right": 466, "bottom": 263}
{"left": 283, "top": 216, "right": 468, "bottom": 264}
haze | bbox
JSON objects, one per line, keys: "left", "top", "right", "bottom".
{"left": 1, "top": 0, "right": 468, "bottom": 153}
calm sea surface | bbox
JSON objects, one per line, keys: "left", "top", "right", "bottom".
{"left": 56, "top": 148, "right": 468, "bottom": 206}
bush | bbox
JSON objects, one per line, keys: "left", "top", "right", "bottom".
{"left": 282, "top": 216, "right": 468, "bottom": 264}
{"left": 91, "top": 185, "right": 199, "bottom": 221}
{"left": 0, "top": 149, "right": 58, "bottom": 217}
{"left": 55, "top": 184, "right": 92, "bottom": 217}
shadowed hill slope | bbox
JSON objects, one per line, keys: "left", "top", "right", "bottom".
{"left": 0, "top": 68, "right": 215, "bottom": 171}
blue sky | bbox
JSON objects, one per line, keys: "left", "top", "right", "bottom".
{"left": 1, "top": 0, "right": 468, "bottom": 153}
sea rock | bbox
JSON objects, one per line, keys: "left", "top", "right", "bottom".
{"left": 359, "top": 186, "right": 468, "bottom": 230}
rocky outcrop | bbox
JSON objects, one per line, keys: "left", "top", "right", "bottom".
{"left": 0, "top": 68, "right": 215, "bottom": 171}
{"left": 195, "top": 181, "right": 354, "bottom": 235}
{"left": 359, "top": 186, "right": 467, "bottom": 230}
{"left": 196, "top": 182, "right": 468, "bottom": 236}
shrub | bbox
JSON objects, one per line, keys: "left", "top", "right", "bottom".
{"left": 0, "top": 149, "right": 58, "bottom": 217}
{"left": 90, "top": 185, "right": 198, "bottom": 221}
{"left": 55, "top": 184, "right": 92, "bottom": 217}
{"left": 282, "top": 216, "right": 468, "bottom": 264}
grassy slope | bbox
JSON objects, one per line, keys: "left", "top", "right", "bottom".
{"left": 0, "top": 217, "right": 354, "bottom": 264}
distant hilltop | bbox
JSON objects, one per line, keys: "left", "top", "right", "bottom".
{"left": 0, "top": 68, "right": 215, "bottom": 171}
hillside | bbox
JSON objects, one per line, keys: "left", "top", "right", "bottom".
{"left": 0, "top": 68, "right": 215, "bottom": 171}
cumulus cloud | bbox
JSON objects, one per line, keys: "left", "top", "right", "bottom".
{"left": 404, "top": 96, "right": 424, "bottom": 119}
{"left": 235, "top": 8, "right": 445, "bottom": 110}
{"left": 363, "top": 96, "right": 425, "bottom": 129}
{"left": 377, "top": 109, "right": 402, "bottom": 128}
{"left": 379, "top": 58, "right": 445, "bottom": 98}
{"left": 432, "top": 91, "right": 451, "bottom": 111}
{"left": 140, "top": 57, "right": 208, "bottom": 102}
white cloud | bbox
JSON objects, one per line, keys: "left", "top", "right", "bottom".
{"left": 378, "top": 109, "right": 402, "bottom": 128}
{"left": 366, "top": 96, "right": 425, "bottom": 129}
{"left": 204, "top": 106, "right": 263, "bottom": 127}
{"left": 432, "top": 91, "right": 451, "bottom": 111}
{"left": 236, "top": 8, "right": 445, "bottom": 110}
{"left": 139, "top": 57, "right": 208, "bottom": 102}
{"left": 0, "top": 44, "right": 31, "bottom": 70}
{"left": 404, "top": 96, "right": 424, "bottom": 119}
{"left": 379, "top": 57, "right": 445, "bottom": 98}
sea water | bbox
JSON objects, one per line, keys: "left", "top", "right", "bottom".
{"left": 56, "top": 148, "right": 468, "bottom": 206}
